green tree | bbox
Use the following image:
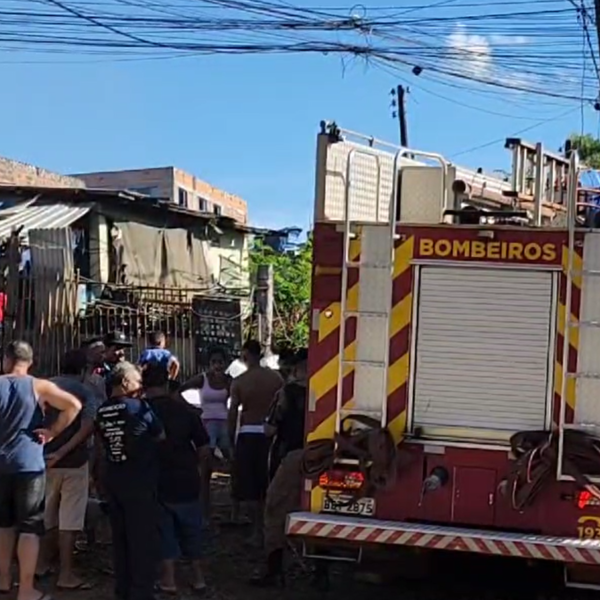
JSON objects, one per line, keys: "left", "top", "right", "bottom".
{"left": 569, "top": 133, "right": 600, "bottom": 168}
{"left": 249, "top": 236, "right": 312, "bottom": 350}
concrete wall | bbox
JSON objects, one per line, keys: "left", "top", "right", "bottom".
{"left": 73, "top": 167, "right": 174, "bottom": 199}
{"left": 204, "top": 230, "right": 249, "bottom": 291}
{"left": 0, "top": 157, "right": 84, "bottom": 188}
{"left": 74, "top": 166, "right": 248, "bottom": 223}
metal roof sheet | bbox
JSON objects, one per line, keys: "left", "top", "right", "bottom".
{"left": 0, "top": 203, "right": 91, "bottom": 242}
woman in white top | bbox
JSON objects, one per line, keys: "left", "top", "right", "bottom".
{"left": 181, "top": 347, "right": 232, "bottom": 524}
{"left": 200, "top": 349, "right": 231, "bottom": 456}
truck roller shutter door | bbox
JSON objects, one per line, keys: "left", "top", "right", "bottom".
{"left": 412, "top": 266, "right": 555, "bottom": 441}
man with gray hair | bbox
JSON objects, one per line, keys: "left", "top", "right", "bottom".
{"left": 94, "top": 361, "right": 164, "bottom": 600}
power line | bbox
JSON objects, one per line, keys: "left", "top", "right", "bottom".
{"left": 450, "top": 106, "right": 580, "bottom": 158}
{"left": 0, "top": 0, "right": 592, "bottom": 105}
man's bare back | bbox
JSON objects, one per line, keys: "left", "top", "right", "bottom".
{"left": 232, "top": 367, "right": 283, "bottom": 427}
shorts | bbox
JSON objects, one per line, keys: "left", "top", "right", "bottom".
{"left": 0, "top": 472, "right": 46, "bottom": 535}
{"left": 203, "top": 420, "right": 231, "bottom": 456}
{"left": 158, "top": 501, "right": 203, "bottom": 560}
{"left": 45, "top": 463, "right": 89, "bottom": 531}
{"left": 232, "top": 433, "right": 270, "bottom": 502}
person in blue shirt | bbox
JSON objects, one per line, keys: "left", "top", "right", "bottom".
{"left": 94, "top": 361, "right": 164, "bottom": 600}
{"left": 138, "top": 331, "right": 179, "bottom": 380}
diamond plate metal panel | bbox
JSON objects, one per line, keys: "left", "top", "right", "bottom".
{"left": 575, "top": 232, "right": 600, "bottom": 427}
{"left": 315, "top": 135, "right": 419, "bottom": 223}
{"left": 400, "top": 166, "right": 445, "bottom": 223}
{"left": 360, "top": 224, "right": 393, "bottom": 267}
{"left": 357, "top": 224, "right": 393, "bottom": 314}
{"left": 321, "top": 140, "right": 394, "bottom": 222}
{"left": 357, "top": 268, "right": 391, "bottom": 315}
{"left": 355, "top": 315, "right": 388, "bottom": 363}
{"left": 354, "top": 363, "right": 387, "bottom": 412}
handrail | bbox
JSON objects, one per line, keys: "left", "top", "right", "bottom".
{"left": 398, "top": 148, "right": 449, "bottom": 220}
{"left": 337, "top": 147, "right": 382, "bottom": 435}
{"left": 557, "top": 150, "right": 579, "bottom": 480}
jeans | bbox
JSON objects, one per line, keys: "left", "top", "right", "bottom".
{"left": 158, "top": 501, "right": 203, "bottom": 560}
{"left": 203, "top": 420, "right": 231, "bottom": 456}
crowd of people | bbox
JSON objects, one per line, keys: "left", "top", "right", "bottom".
{"left": 0, "top": 332, "right": 309, "bottom": 600}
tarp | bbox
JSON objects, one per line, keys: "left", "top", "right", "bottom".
{"left": 114, "top": 220, "right": 210, "bottom": 287}
{"left": 579, "top": 169, "right": 600, "bottom": 223}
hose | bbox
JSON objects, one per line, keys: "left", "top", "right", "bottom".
{"left": 507, "top": 429, "right": 600, "bottom": 511}
{"left": 300, "top": 415, "right": 399, "bottom": 500}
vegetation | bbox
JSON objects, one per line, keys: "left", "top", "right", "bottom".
{"left": 248, "top": 236, "right": 312, "bottom": 350}
{"left": 569, "top": 133, "right": 600, "bottom": 168}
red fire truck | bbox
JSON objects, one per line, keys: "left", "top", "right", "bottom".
{"left": 286, "top": 122, "right": 600, "bottom": 588}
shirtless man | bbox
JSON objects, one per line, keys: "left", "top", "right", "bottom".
{"left": 228, "top": 340, "right": 282, "bottom": 543}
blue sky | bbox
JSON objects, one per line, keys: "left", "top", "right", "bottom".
{"left": 0, "top": 0, "right": 595, "bottom": 230}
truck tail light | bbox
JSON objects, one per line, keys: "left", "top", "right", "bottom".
{"left": 319, "top": 469, "right": 365, "bottom": 491}
{"left": 576, "top": 490, "right": 600, "bottom": 508}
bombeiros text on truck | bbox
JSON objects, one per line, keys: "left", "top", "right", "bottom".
{"left": 285, "top": 122, "right": 600, "bottom": 588}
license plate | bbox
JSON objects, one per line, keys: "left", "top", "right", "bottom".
{"left": 322, "top": 495, "right": 376, "bottom": 516}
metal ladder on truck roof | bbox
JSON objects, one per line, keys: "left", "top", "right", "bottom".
{"left": 556, "top": 149, "right": 600, "bottom": 479}
{"left": 504, "top": 138, "right": 570, "bottom": 225}
{"left": 335, "top": 144, "right": 449, "bottom": 437}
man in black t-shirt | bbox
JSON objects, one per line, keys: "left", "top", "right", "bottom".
{"left": 95, "top": 361, "right": 164, "bottom": 600}
{"left": 143, "top": 364, "right": 210, "bottom": 595}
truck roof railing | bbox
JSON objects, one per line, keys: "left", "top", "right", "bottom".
{"left": 316, "top": 121, "right": 589, "bottom": 228}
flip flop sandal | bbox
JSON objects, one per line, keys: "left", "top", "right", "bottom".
{"left": 56, "top": 581, "right": 94, "bottom": 591}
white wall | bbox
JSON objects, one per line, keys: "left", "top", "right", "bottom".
{"left": 203, "top": 230, "right": 250, "bottom": 293}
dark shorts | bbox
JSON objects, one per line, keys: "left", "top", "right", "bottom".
{"left": 158, "top": 501, "right": 203, "bottom": 560}
{"left": 0, "top": 472, "right": 46, "bottom": 535}
{"left": 232, "top": 432, "right": 270, "bottom": 502}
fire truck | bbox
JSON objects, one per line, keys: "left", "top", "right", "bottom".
{"left": 285, "top": 122, "right": 600, "bottom": 588}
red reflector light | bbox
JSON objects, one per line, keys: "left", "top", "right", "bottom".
{"left": 319, "top": 470, "right": 365, "bottom": 490}
{"left": 577, "top": 490, "right": 600, "bottom": 508}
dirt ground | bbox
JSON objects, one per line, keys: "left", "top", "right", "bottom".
{"left": 25, "top": 476, "right": 593, "bottom": 600}
{"left": 42, "top": 474, "right": 321, "bottom": 600}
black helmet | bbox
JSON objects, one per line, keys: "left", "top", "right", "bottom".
{"left": 103, "top": 330, "right": 132, "bottom": 348}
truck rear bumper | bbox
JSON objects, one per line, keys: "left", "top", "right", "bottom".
{"left": 286, "top": 512, "right": 600, "bottom": 564}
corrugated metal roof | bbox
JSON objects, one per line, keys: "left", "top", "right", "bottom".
{"left": 0, "top": 203, "right": 91, "bottom": 242}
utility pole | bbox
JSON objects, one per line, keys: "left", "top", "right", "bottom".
{"left": 390, "top": 85, "right": 409, "bottom": 147}
{"left": 256, "top": 264, "right": 274, "bottom": 358}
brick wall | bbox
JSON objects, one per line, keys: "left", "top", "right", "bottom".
{"left": 174, "top": 168, "right": 248, "bottom": 223}
{"left": 0, "top": 157, "right": 84, "bottom": 188}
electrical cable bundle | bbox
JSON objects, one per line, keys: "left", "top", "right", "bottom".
{"left": 0, "top": 0, "right": 597, "bottom": 106}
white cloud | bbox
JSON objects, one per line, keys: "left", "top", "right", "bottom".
{"left": 446, "top": 23, "right": 492, "bottom": 78}
{"left": 444, "top": 24, "right": 531, "bottom": 91}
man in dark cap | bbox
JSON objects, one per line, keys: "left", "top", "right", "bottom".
{"left": 100, "top": 331, "right": 132, "bottom": 397}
